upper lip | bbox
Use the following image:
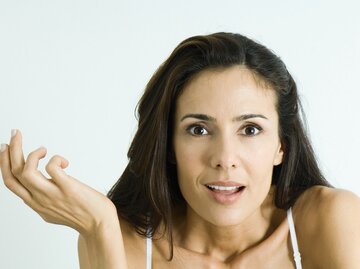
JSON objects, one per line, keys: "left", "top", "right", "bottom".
{"left": 204, "top": 181, "right": 245, "bottom": 187}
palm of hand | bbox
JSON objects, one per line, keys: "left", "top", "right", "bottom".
{"left": 0, "top": 130, "right": 117, "bottom": 236}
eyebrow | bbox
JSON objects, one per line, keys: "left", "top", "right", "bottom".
{"left": 180, "top": 113, "right": 268, "bottom": 122}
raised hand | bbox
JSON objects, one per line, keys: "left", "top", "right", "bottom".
{"left": 0, "top": 129, "right": 118, "bottom": 237}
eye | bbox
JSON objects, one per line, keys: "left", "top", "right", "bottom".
{"left": 187, "top": 125, "right": 209, "bottom": 136}
{"left": 241, "top": 125, "right": 262, "bottom": 136}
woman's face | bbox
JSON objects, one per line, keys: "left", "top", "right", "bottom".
{"left": 173, "top": 66, "right": 283, "bottom": 226}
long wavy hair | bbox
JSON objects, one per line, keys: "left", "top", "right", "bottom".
{"left": 107, "top": 32, "right": 331, "bottom": 258}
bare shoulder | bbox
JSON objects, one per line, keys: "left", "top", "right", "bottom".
{"left": 294, "top": 186, "right": 360, "bottom": 268}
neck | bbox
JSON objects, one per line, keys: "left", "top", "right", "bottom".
{"left": 174, "top": 188, "right": 285, "bottom": 262}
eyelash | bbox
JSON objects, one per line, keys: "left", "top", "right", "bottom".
{"left": 186, "top": 123, "right": 263, "bottom": 137}
{"left": 241, "top": 124, "right": 263, "bottom": 136}
{"left": 186, "top": 124, "right": 210, "bottom": 136}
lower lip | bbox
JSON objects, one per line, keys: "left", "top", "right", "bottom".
{"left": 205, "top": 186, "right": 245, "bottom": 205}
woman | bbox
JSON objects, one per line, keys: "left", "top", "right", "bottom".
{"left": 1, "top": 32, "right": 360, "bottom": 269}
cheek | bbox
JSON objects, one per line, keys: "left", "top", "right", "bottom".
{"left": 174, "top": 140, "right": 205, "bottom": 181}
{"left": 241, "top": 146, "right": 276, "bottom": 206}
{"left": 241, "top": 142, "right": 279, "bottom": 181}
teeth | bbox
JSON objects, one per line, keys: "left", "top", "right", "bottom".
{"left": 207, "top": 185, "right": 241, "bottom": 191}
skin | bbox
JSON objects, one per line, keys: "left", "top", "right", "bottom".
{"left": 0, "top": 131, "right": 127, "bottom": 269}
{"left": 172, "top": 66, "right": 284, "bottom": 257}
{"left": 1, "top": 66, "right": 360, "bottom": 269}
{"left": 122, "top": 66, "right": 360, "bottom": 268}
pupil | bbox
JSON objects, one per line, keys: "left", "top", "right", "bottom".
{"left": 246, "top": 127, "right": 255, "bottom": 135}
{"left": 194, "top": 127, "right": 204, "bottom": 135}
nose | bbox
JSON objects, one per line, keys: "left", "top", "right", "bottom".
{"left": 209, "top": 135, "right": 240, "bottom": 170}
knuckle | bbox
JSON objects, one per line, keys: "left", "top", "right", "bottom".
{"left": 23, "top": 197, "right": 35, "bottom": 208}
{"left": 8, "top": 143, "right": 15, "bottom": 152}
{"left": 3, "top": 178, "right": 15, "bottom": 190}
{"left": 50, "top": 155, "right": 60, "bottom": 161}
{"left": 27, "top": 147, "right": 44, "bottom": 160}
{"left": 45, "top": 162, "right": 53, "bottom": 174}
{"left": 10, "top": 166, "right": 23, "bottom": 178}
{"left": 21, "top": 169, "right": 33, "bottom": 180}
{"left": 46, "top": 155, "right": 61, "bottom": 172}
{"left": 28, "top": 150, "right": 37, "bottom": 158}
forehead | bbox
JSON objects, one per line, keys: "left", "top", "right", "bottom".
{"left": 175, "top": 66, "right": 277, "bottom": 119}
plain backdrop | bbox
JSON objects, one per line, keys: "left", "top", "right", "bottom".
{"left": 1, "top": 0, "right": 359, "bottom": 268}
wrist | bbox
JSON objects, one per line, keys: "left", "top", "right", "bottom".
{"left": 78, "top": 199, "right": 118, "bottom": 236}
{"left": 81, "top": 217, "right": 127, "bottom": 269}
{"left": 84, "top": 206, "right": 120, "bottom": 239}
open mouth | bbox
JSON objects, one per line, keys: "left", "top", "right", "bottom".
{"left": 205, "top": 184, "right": 245, "bottom": 192}
{"left": 204, "top": 184, "right": 246, "bottom": 204}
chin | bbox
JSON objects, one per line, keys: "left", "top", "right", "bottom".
{"left": 196, "top": 207, "right": 255, "bottom": 227}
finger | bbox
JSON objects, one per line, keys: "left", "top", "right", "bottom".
{"left": 45, "top": 155, "right": 70, "bottom": 189}
{"left": 21, "top": 146, "right": 51, "bottom": 190}
{"left": 8, "top": 129, "right": 26, "bottom": 179}
{"left": 0, "top": 143, "right": 33, "bottom": 202}
{"left": 23, "top": 146, "right": 48, "bottom": 172}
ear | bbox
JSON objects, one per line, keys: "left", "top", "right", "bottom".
{"left": 273, "top": 141, "right": 284, "bottom": 166}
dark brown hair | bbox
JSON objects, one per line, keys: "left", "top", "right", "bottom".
{"left": 107, "top": 32, "right": 331, "bottom": 256}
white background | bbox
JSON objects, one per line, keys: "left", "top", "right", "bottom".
{"left": 1, "top": 0, "right": 359, "bottom": 268}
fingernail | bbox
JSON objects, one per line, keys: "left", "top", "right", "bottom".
{"left": 11, "top": 129, "right": 17, "bottom": 138}
{"left": 1, "top": 144, "right": 6, "bottom": 153}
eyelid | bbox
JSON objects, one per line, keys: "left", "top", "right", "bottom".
{"left": 185, "top": 123, "right": 210, "bottom": 136}
{"left": 184, "top": 121, "right": 263, "bottom": 136}
{"left": 239, "top": 123, "right": 263, "bottom": 136}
